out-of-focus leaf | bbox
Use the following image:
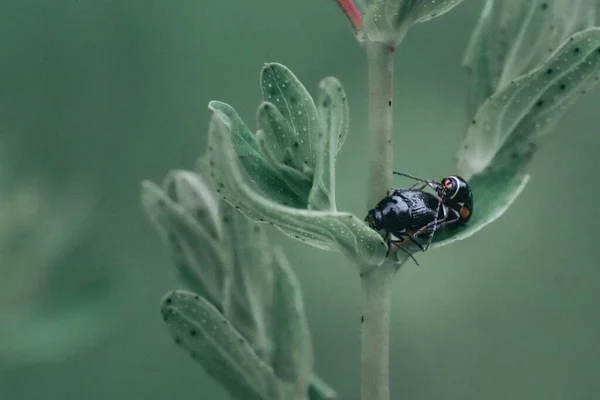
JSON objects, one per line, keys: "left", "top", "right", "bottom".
{"left": 270, "top": 248, "right": 312, "bottom": 391}
{"left": 464, "top": 0, "right": 597, "bottom": 116}
{"left": 162, "top": 170, "right": 222, "bottom": 239}
{"left": 221, "top": 200, "right": 273, "bottom": 361}
{"left": 161, "top": 291, "right": 279, "bottom": 400}
{"left": 459, "top": 28, "right": 600, "bottom": 178}
{"left": 363, "top": 0, "right": 467, "bottom": 45}
{"left": 308, "top": 375, "right": 337, "bottom": 400}
{"left": 433, "top": 28, "right": 600, "bottom": 247}
{"left": 206, "top": 112, "right": 388, "bottom": 269}
{"left": 141, "top": 181, "right": 229, "bottom": 309}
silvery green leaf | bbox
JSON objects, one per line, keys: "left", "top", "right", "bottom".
{"left": 207, "top": 113, "right": 388, "bottom": 268}
{"left": 162, "top": 170, "right": 222, "bottom": 240}
{"left": 434, "top": 29, "right": 600, "bottom": 247}
{"left": 161, "top": 291, "right": 279, "bottom": 400}
{"left": 221, "top": 200, "right": 273, "bottom": 362}
{"left": 459, "top": 28, "right": 600, "bottom": 178}
{"left": 308, "top": 375, "right": 337, "bottom": 400}
{"left": 141, "top": 181, "right": 229, "bottom": 310}
{"left": 363, "top": 0, "right": 467, "bottom": 45}
{"left": 270, "top": 248, "right": 312, "bottom": 391}
{"left": 308, "top": 77, "right": 349, "bottom": 211}
{"left": 209, "top": 101, "right": 308, "bottom": 209}
{"left": 464, "top": 0, "right": 597, "bottom": 116}
{"left": 260, "top": 63, "right": 320, "bottom": 177}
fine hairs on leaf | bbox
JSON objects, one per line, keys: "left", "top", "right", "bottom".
{"left": 142, "top": 169, "right": 336, "bottom": 400}
{"left": 206, "top": 63, "right": 387, "bottom": 269}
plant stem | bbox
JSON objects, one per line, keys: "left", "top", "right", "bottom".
{"left": 360, "top": 261, "right": 395, "bottom": 400}
{"left": 361, "top": 40, "right": 396, "bottom": 400}
{"left": 366, "top": 41, "right": 394, "bottom": 207}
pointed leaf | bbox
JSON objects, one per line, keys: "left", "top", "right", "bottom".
{"left": 260, "top": 63, "right": 320, "bottom": 176}
{"left": 308, "top": 77, "right": 349, "bottom": 211}
{"left": 161, "top": 291, "right": 279, "bottom": 400}
{"left": 207, "top": 114, "right": 388, "bottom": 268}
{"left": 464, "top": 0, "right": 597, "bottom": 116}
{"left": 209, "top": 101, "right": 307, "bottom": 208}
{"left": 270, "top": 248, "right": 312, "bottom": 390}
{"left": 459, "top": 28, "right": 600, "bottom": 178}
{"left": 141, "top": 181, "right": 229, "bottom": 309}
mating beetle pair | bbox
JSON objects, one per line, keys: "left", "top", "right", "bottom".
{"left": 365, "top": 172, "right": 473, "bottom": 264}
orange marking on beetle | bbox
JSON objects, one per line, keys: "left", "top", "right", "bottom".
{"left": 459, "top": 207, "right": 470, "bottom": 219}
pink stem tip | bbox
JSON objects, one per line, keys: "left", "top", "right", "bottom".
{"left": 336, "top": 0, "right": 364, "bottom": 30}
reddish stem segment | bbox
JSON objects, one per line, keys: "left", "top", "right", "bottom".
{"left": 336, "top": 0, "right": 364, "bottom": 30}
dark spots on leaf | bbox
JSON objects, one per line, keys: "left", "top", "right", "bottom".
{"left": 293, "top": 142, "right": 300, "bottom": 148}
{"left": 216, "top": 189, "right": 221, "bottom": 193}
{"left": 208, "top": 146, "right": 213, "bottom": 151}
{"left": 190, "top": 329, "right": 197, "bottom": 337}
{"left": 535, "top": 99, "right": 544, "bottom": 107}
{"left": 540, "top": 2, "right": 548, "bottom": 10}
{"left": 289, "top": 96, "right": 297, "bottom": 104}
{"left": 559, "top": 83, "right": 566, "bottom": 91}
{"left": 253, "top": 225, "right": 260, "bottom": 232}
{"left": 464, "top": 145, "right": 469, "bottom": 150}
{"left": 511, "top": 151, "right": 519, "bottom": 160}
{"left": 569, "top": 37, "right": 574, "bottom": 42}
{"left": 388, "top": 100, "right": 392, "bottom": 107}
{"left": 596, "top": 47, "right": 600, "bottom": 54}
{"left": 361, "top": 315, "right": 364, "bottom": 323}
{"left": 546, "top": 68, "right": 553, "bottom": 75}
{"left": 259, "top": 218, "right": 265, "bottom": 222}
{"left": 194, "top": 295, "right": 200, "bottom": 300}
{"left": 322, "top": 98, "right": 331, "bottom": 107}
{"left": 223, "top": 216, "right": 229, "bottom": 223}
{"left": 549, "top": 25, "right": 555, "bottom": 31}
{"left": 471, "top": 119, "right": 476, "bottom": 125}
{"left": 174, "top": 338, "right": 181, "bottom": 345}
{"left": 209, "top": 161, "right": 215, "bottom": 166}
{"left": 574, "top": 47, "right": 580, "bottom": 54}
{"left": 239, "top": 338, "right": 244, "bottom": 344}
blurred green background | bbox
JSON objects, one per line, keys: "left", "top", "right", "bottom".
{"left": 1, "top": 1, "right": 599, "bottom": 399}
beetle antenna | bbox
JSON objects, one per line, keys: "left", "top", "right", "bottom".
{"left": 393, "top": 171, "right": 439, "bottom": 191}
{"left": 392, "top": 171, "right": 427, "bottom": 182}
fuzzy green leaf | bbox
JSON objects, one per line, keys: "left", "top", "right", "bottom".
{"left": 207, "top": 113, "right": 388, "bottom": 268}
{"left": 464, "top": 0, "right": 597, "bottom": 116}
{"left": 434, "top": 28, "right": 600, "bottom": 247}
{"left": 162, "top": 170, "right": 222, "bottom": 240}
{"left": 270, "top": 248, "right": 312, "bottom": 391}
{"left": 459, "top": 28, "right": 600, "bottom": 178}
{"left": 363, "top": 0, "right": 467, "bottom": 45}
{"left": 141, "top": 181, "right": 228, "bottom": 310}
{"left": 308, "top": 77, "right": 349, "bottom": 211}
{"left": 260, "top": 63, "right": 320, "bottom": 176}
{"left": 161, "top": 291, "right": 279, "bottom": 400}
{"left": 209, "top": 101, "right": 307, "bottom": 209}
{"left": 221, "top": 200, "right": 273, "bottom": 361}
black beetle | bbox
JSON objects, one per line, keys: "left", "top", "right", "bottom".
{"left": 365, "top": 172, "right": 473, "bottom": 263}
